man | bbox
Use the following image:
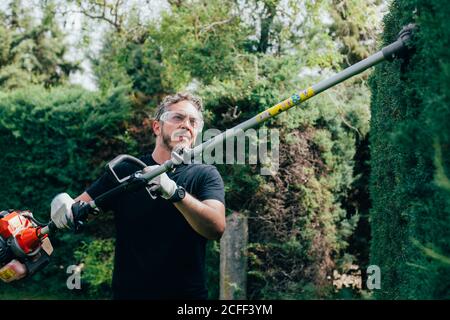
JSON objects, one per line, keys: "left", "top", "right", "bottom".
{"left": 51, "top": 92, "right": 226, "bottom": 299}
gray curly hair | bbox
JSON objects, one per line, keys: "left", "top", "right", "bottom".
{"left": 154, "top": 92, "right": 203, "bottom": 120}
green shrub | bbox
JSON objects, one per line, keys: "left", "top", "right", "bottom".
{"left": 74, "top": 239, "right": 115, "bottom": 298}
{"left": 0, "top": 85, "right": 137, "bottom": 298}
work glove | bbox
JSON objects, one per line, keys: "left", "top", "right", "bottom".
{"left": 50, "top": 193, "right": 75, "bottom": 229}
{"left": 144, "top": 165, "right": 177, "bottom": 200}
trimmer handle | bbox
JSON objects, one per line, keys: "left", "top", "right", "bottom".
{"left": 106, "top": 154, "right": 148, "bottom": 183}
{"left": 41, "top": 201, "right": 98, "bottom": 234}
{"left": 71, "top": 201, "right": 99, "bottom": 233}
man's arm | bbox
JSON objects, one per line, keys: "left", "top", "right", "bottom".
{"left": 75, "top": 188, "right": 225, "bottom": 239}
{"left": 144, "top": 165, "right": 226, "bottom": 240}
{"left": 75, "top": 192, "right": 93, "bottom": 203}
{"left": 79, "top": 187, "right": 225, "bottom": 240}
{"left": 174, "top": 195, "right": 225, "bottom": 240}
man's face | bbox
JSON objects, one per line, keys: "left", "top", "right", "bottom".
{"left": 153, "top": 100, "right": 203, "bottom": 151}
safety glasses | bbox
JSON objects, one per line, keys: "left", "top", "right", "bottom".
{"left": 159, "top": 110, "right": 204, "bottom": 131}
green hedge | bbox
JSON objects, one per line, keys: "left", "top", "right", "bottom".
{"left": 0, "top": 85, "right": 137, "bottom": 298}
{"left": 369, "top": 0, "right": 450, "bottom": 299}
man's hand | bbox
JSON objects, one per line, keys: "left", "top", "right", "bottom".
{"left": 144, "top": 165, "right": 177, "bottom": 200}
{"left": 50, "top": 193, "right": 75, "bottom": 229}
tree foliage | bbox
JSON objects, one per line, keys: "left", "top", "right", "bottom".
{"left": 0, "top": 0, "right": 79, "bottom": 90}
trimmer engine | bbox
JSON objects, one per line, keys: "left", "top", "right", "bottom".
{"left": 0, "top": 210, "right": 53, "bottom": 283}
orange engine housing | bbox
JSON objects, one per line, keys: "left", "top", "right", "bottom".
{"left": 0, "top": 210, "right": 46, "bottom": 256}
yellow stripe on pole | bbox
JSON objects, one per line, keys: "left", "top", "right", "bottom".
{"left": 300, "top": 87, "right": 315, "bottom": 101}
{"left": 256, "top": 87, "right": 315, "bottom": 123}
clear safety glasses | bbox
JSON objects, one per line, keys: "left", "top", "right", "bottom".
{"left": 159, "top": 110, "right": 204, "bottom": 131}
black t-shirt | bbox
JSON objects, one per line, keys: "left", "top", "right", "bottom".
{"left": 85, "top": 153, "right": 225, "bottom": 300}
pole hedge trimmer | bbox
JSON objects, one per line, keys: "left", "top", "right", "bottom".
{"left": 0, "top": 24, "right": 416, "bottom": 283}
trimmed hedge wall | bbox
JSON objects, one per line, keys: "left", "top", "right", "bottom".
{"left": 369, "top": 0, "right": 450, "bottom": 299}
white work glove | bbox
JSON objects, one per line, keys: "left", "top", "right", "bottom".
{"left": 50, "top": 193, "right": 75, "bottom": 229}
{"left": 144, "top": 165, "right": 177, "bottom": 200}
